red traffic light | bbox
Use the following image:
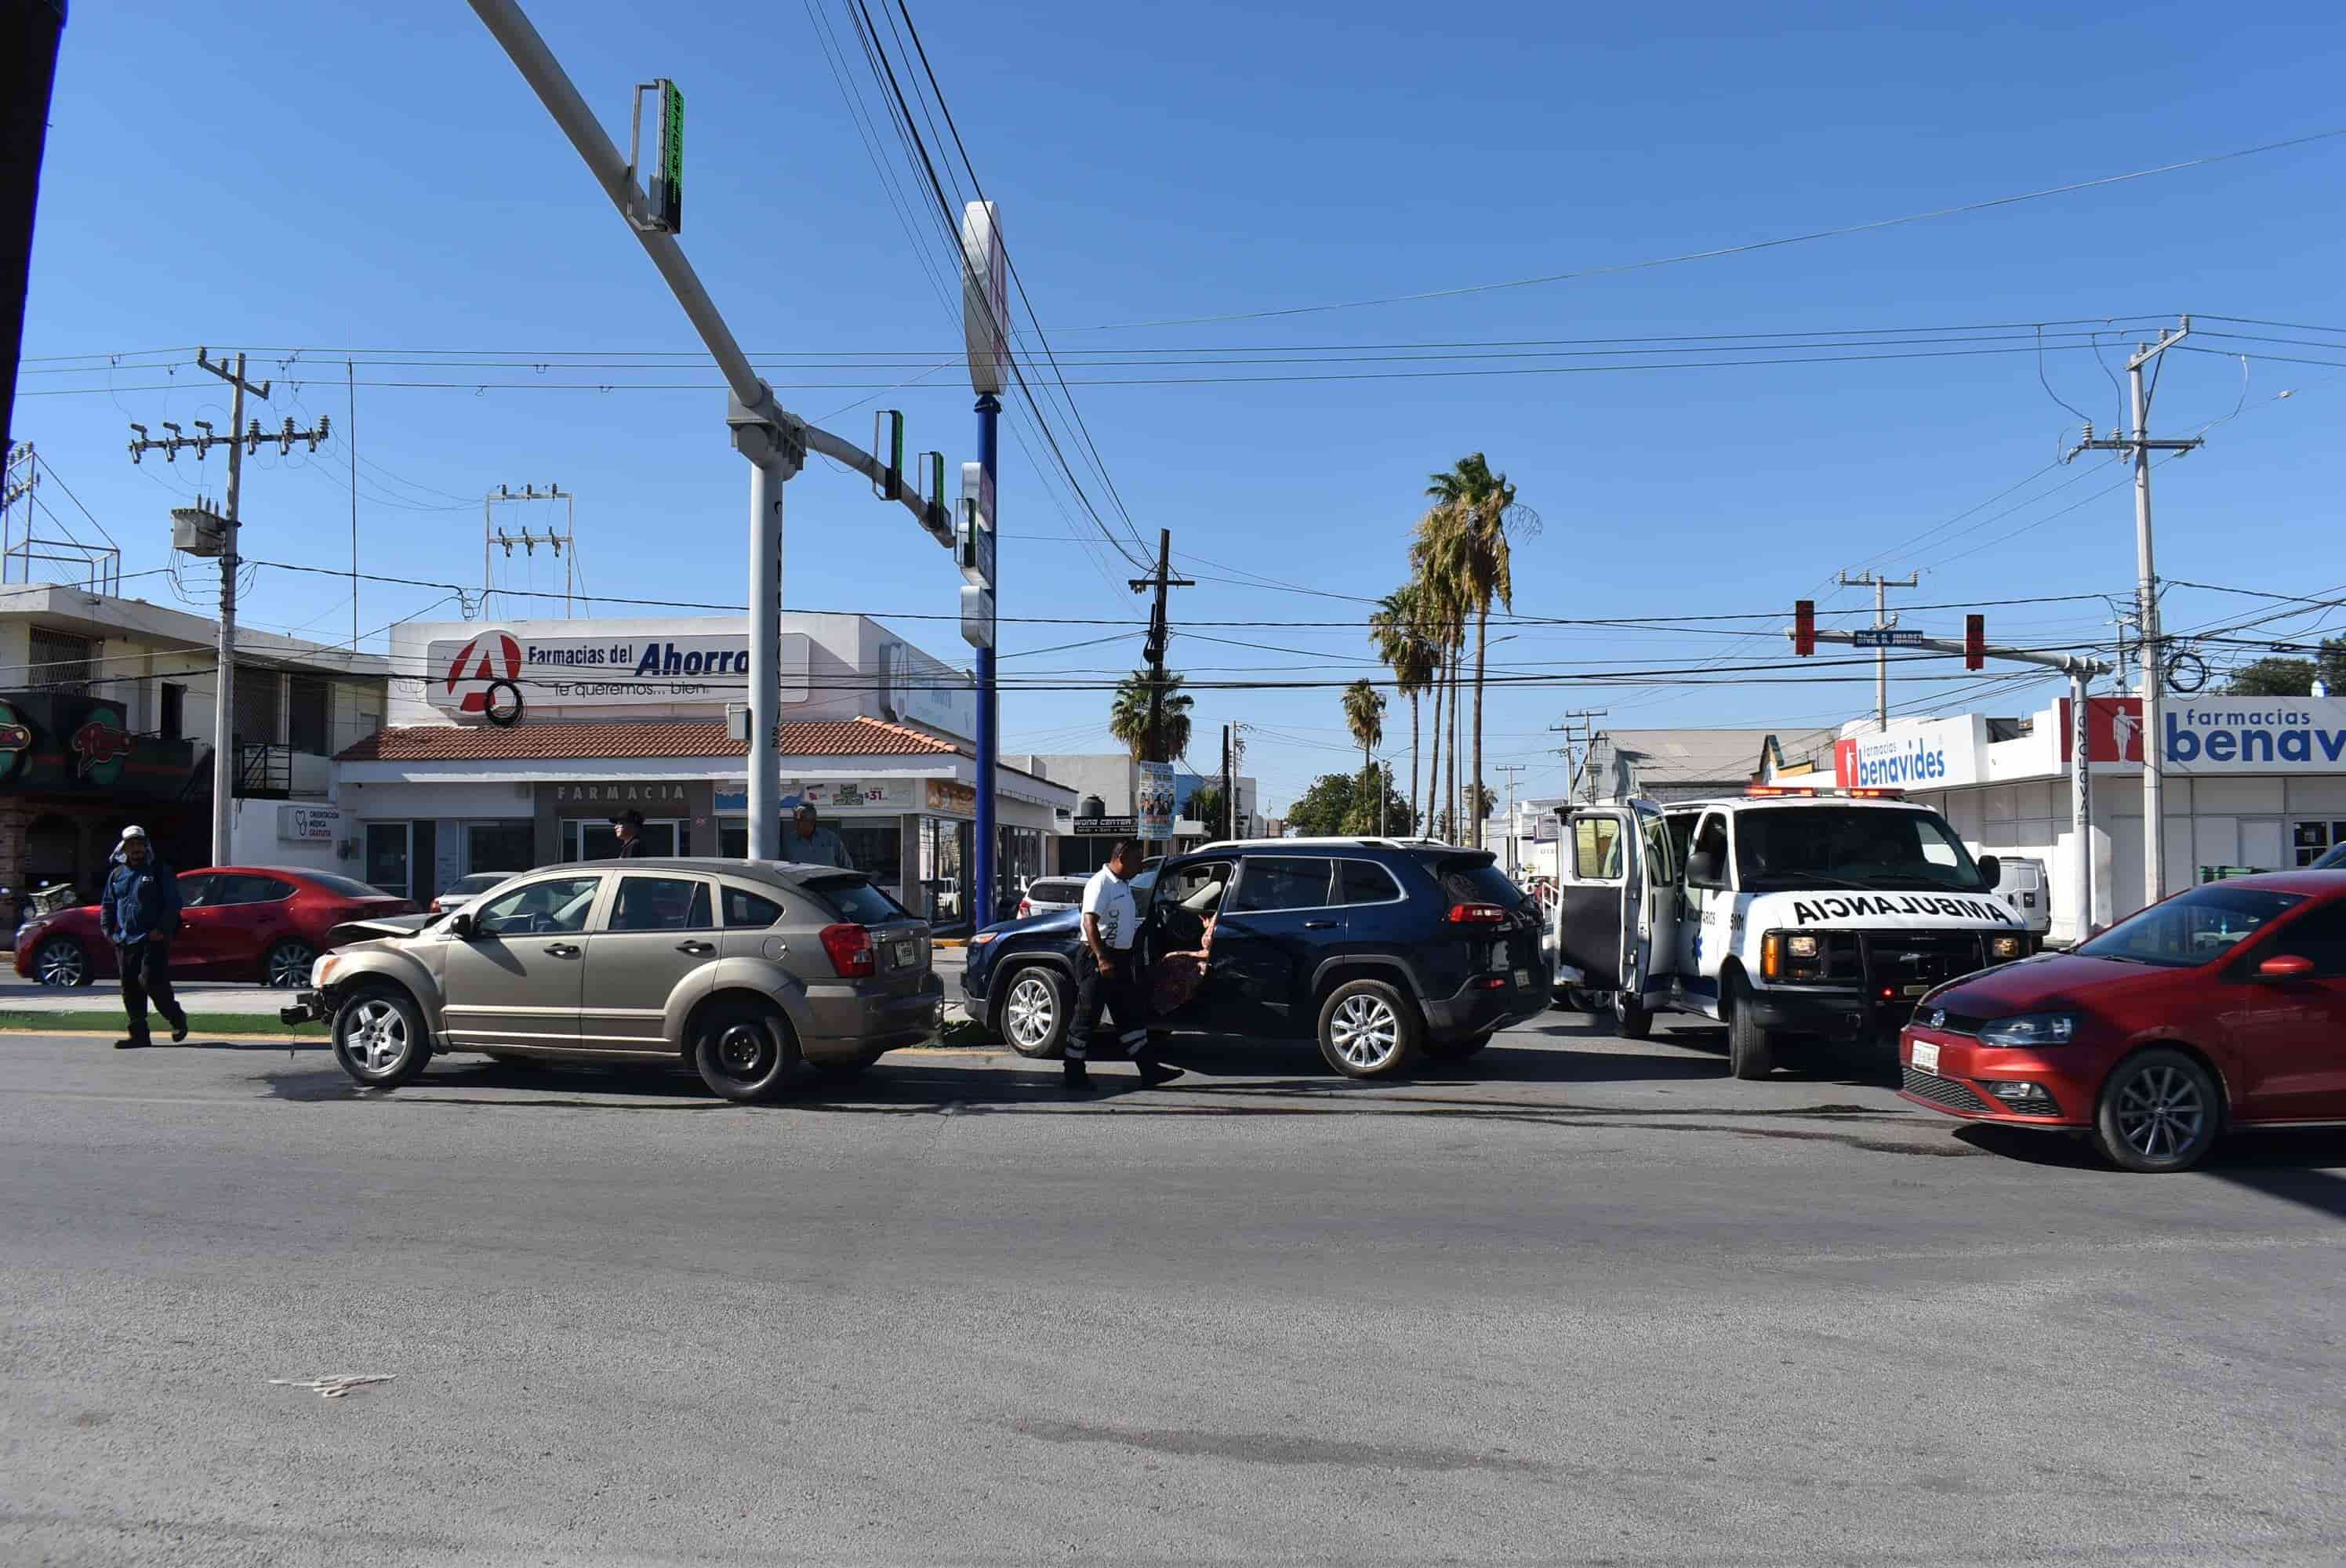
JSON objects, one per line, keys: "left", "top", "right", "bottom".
{"left": 1964, "top": 613, "right": 1985, "bottom": 671}
{"left": 1793, "top": 600, "right": 1816, "bottom": 657}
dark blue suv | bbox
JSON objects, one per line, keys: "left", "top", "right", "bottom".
{"left": 960, "top": 838, "right": 1550, "bottom": 1078}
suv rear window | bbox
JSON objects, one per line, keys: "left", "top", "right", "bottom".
{"left": 1030, "top": 880, "right": 1083, "bottom": 902}
{"left": 807, "top": 876, "right": 910, "bottom": 926}
{"left": 1433, "top": 855, "right": 1526, "bottom": 907}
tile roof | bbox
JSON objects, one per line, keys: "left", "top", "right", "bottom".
{"left": 338, "top": 716, "right": 958, "bottom": 763}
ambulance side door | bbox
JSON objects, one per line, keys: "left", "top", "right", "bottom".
{"left": 1634, "top": 804, "right": 1681, "bottom": 999}
{"left": 1556, "top": 808, "right": 1641, "bottom": 991}
{"left": 1676, "top": 810, "right": 1732, "bottom": 1014}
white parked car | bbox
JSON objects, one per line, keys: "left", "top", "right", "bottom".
{"left": 1012, "top": 876, "right": 1086, "bottom": 921}
{"left": 430, "top": 871, "right": 517, "bottom": 919}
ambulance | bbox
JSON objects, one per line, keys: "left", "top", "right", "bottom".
{"left": 1551, "top": 787, "right": 2034, "bottom": 1077}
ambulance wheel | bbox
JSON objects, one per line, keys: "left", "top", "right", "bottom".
{"left": 1724, "top": 973, "right": 1776, "bottom": 1080}
{"left": 1614, "top": 996, "right": 1654, "bottom": 1040}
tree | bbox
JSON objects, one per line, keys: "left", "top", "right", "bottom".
{"left": 2226, "top": 640, "right": 2346, "bottom": 697}
{"left": 1108, "top": 670, "right": 1193, "bottom": 761}
{"left": 1284, "top": 770, "right": 1414, "bottom": 839}
{"left": 1421, "top": 453, "right": 1537, "bottom": 850}
{"left": 1370, "top": 583, "right": 1440, "bottom": 833}
{"left": 1341, "top": 678, "right": 1389, "bottom": 834}
{"left": 1188, "top": 782, "right": 1226, "bottom": 835}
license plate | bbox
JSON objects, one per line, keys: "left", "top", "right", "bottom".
{"left": 1513, "top": 968, "right": 1530, "bottom": 989}
{"left": 893, "top": 939, "right": 918, "bottom": 968}
{"left": 1911, "top": 1040, "right": 1940, "bottom": 1075}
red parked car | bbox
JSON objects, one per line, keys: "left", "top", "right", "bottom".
{"left": 13, "top": 866, "right": 414, "bottom": 991}
{"left": 1899, "top": 871, "right": 2346, "bottom": 1171}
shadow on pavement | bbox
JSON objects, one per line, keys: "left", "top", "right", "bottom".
{"left": 1955, "top": 1120, "right": 2346, "bottom": 1222}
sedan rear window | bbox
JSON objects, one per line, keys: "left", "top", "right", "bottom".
{"left": 808, "top": 876, "right": 910, "bottom": 926}
{"left": 305, "top": 872, "right": 400, "bottom": 900}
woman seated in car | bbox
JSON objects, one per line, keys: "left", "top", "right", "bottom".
{"left": 1150, "top": 914, "right": 1217, "bottom": 1015}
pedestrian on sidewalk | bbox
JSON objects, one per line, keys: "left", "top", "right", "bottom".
{"left": 1065, "top": 840, "right": 1180, "bottom": 1094}
{"left": 783, "top": 802, "right": 854, "bottom": 869}
{"left": 611, "top": 809, "right": 647, "bottom": 858}
{"left": 101, "top": 826, "right": 187, "bottom": 1051}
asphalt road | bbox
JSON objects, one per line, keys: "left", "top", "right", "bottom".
{"left": 5, "top": 1005, "right": 2344, "bottom": 1567}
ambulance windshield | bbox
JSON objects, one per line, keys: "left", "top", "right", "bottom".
{"left": 1734, "top": 807, "right": 1991, "bottom": 895}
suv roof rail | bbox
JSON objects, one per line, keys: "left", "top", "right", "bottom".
{"left": 1186, "top": 834, "right": 1469, "bottom": 854}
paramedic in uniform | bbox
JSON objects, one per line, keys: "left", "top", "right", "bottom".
{"left": 1066, "top": 840, "right": 1182, "bottom": 1094}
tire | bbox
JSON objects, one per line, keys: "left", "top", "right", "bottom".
{"left": 33, "top": 936, "right": 91, "bottom": 989}
{"left": 1614, "top": 996, "right": 1654, "bottom": 1040}
{"left": 691, "top": 999, "right": 797, "bottom": 1104}
{"left": 2092, "top": 1049, "right": 2221, "bottom": 1173}
{"left": 1724, "top": 973, "right": 1775, "bottom": 1080}
{"left": 1316, "top": 979, "right": 1422, "bottom": 1079}
{"left": 1422, "top": 1029, "right": 1494, "bottom": 1061}
{"left": 997, "top": 964, "right": 1071, "bottom": 1060}
{"left": 332, "top": 985, "right": 430, "bottom": 1089}
{"left": 263, "top": 938, "right": 318, "bottom": 990}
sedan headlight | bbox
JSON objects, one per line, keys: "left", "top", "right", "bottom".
{"left": 1988, "top": 934, "right": 2025, "bottom": 961}
{"left": 1977, "top": 1011, "right": 2078, "bottom": 1047}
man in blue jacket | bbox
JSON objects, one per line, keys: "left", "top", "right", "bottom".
{"left": 101, "top": 826, "right": 188, "bottom": 1049}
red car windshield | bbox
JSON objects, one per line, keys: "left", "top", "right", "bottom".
{"left": 2077, "top": 884, "right": 2306, "bottom": 968}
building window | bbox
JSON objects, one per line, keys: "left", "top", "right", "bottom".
{"left": 159, "top": 682, "right": 186, "bottom": 740}
{"left": 365, "top": 820, "right": 438, "bottom": 902}
{"left": 2294, "top": 819, "right": 2346, "bottom": 867}
{"left": 288, "top": 675, "right": 330, "bottom": 753}
{"left": 562, "top": 817, "right": 685, "bottom": 861}
{"left": 841, "top": 821, "right": 903, "bottom": 887}
{"left": 464, "top": 821, "right": 535, "bottom": 873}
{"left": 28, "top": 628, "right": 96, "bottom": 692}
{"left": 234, "top": 665, "right": 281, "bottom": 750}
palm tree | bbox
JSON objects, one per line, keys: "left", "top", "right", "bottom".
{"left": 1410, "top": 521, "right": 1470, "bottom": 843}
{"left": 1108, "top": 670, "right": 1193, "bottom": 762}
{"left": 1423, "top": 453, "right": 1538, "bottom": 848}
{"left": 1341, "top": 678, "right": 1387, "bottom": 833}
{"left": 1369, "top": 584, "right": 1440, "bottom": 830}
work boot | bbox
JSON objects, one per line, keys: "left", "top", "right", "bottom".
{"left": 1134, "top": 1054, "right": 1184, "bottom": 1087}
{"left": 169, "top": 1018, "right": 190, "bottom": 1044}
{"left": 114, "top": 1037, "right": 148, "bottom": 1051}
{"left": 1062, "top": 1060, "right": 1095, "bottom": 1094}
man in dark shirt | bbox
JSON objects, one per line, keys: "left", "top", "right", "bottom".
{"left": 101, "top": 826, "right": 188, "bottom": 1049}
{"left": 612, "top": 809, "right": 646, "bottom": 858}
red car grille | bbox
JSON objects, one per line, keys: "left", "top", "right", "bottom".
{"left": 1902, "top": 1065, "right": 1991, "bottom": 1114}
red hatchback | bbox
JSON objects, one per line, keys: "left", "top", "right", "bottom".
{"left": 14, "top": 866, "right": 414, "bottom": 991}
{"left": 1899, "top": 871, "right": 2346, "bottom": 1171}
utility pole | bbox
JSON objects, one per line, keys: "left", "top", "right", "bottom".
{"left": 1498, "top": 761, "right": 1527, "bottom": 873}
{"left": 2065, "top": 314, "right": 2201, "bottom": 908}
{"left": 485, "top": 483, "right": 576, "bottom": 615}
{"left": 468, "top": 0, "right": 953, "bottom": 862}
{"left": 1551, "top": 709, "right": 1606, "bottom": 801}
{"left": 1222, "top": 723, "right": 1234, "bottom": 840}
{"left": 1839, "top": 569, "right": 1919, "bottom": 731}
{"left": 1128, "top": 528, "right": 1193, "bottom": 856}
{"left": 129, "top": 351, "right": 328, "bottom": 866}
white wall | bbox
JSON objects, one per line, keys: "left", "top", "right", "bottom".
{"left": 228, "top": 800, "right": 347, "bottom": 876}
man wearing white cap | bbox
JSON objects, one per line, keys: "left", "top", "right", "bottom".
{"left": 100, "top": 826, "right": 187, "bottom": 1049}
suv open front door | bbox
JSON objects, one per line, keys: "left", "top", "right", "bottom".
{"left": 1556, "top": 808, "right": 1641, "bottom": 997}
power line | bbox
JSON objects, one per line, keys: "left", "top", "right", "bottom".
{"left": 1063, "top": 128, "right": 2346, "bottom": 330}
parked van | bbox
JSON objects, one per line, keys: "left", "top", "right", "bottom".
{"left": 1989, "top": 855, "right": 2052, "bottom": 940}
{"left": 1552, "top": 789, "right": 2036, "bottom": 1078}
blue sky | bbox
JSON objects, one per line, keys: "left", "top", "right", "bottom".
{"left": 17, "top": 0, "right": 2346, "bottom": 813}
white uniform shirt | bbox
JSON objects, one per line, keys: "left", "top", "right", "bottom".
{"left": 1080, "top": 866, "right": 1138, "bottom": 952}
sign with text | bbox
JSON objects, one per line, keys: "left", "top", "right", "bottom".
{"left": 1138, "top": 761, "right": 1176, "bottom": 840}
{"left": 1070, "top": 815, "right": 1138, "bottom": 837}
{"left": 1833, "top": 714, "right": 1987, "bottom": 790}
{"left": 2066, "top": 695, "right": 2346, "bottom": 772}
{"left": 1850, "top": 628, "right": 1927, "bottom": 648}
{"left": 427, "top": 627, "right": 809, "bottom": 713}
{"left": 278, "top": 804, "right": 343, "bottom": 842}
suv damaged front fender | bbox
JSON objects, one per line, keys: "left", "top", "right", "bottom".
{"left": 296, "top": 938, "right": 449, "bottom": 1040}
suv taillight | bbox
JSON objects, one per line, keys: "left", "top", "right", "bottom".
{"left": 819, "top": 924, "right": 876, "bottom": 978}
{"left": 1447, "top": 902, "right": 1509, "bottom": 924}
{"left": 1016, "top": 898, "right": 1031, "bottom": 920}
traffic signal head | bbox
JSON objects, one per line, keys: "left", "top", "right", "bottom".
{"left": 1793, "top": 600, "right": 1816, "bottom": 657}
{"left": 1965, "top": 614, "right": 1985, "bottom": 671}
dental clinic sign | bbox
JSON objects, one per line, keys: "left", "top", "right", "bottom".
{"left": 426, "top": 624, "right": 810, "bottom": 713}
{"left": 1836, "top": 713, "right": 1985, "bottom": 790}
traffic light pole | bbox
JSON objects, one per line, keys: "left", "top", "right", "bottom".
{"left": 1799, "top": 624, "right": 2112, "bottom": 944}
{"left": 469, "top": 0, "right": 951, "bottom": 860}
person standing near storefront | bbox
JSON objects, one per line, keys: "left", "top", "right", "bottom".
{"left": 783, "top": 802, "right": 854, "bottom": 869}
{"left": 612, "top": 809, "right": 647, "bottom": 858}
{"left": 101, "top": 826, "right": 188, "bottom": 1051}
{"left": 1065, "top": 840, "right": 1181, "bottom": 1094}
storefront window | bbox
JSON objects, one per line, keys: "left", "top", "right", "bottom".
{"left": 839, "top": 821, "right": 903, "bottom": 888}
{"left": 2296, "top": 819, "right": 2346, "bottom": 867}
{"left": 562, "top": 818, "right": 685, "bottom": 861}
{"left": 365, "top": 820, "right": 434, "bottom": 901}
{"left": 466, "top": 821, "right": 535, "bottom": 873}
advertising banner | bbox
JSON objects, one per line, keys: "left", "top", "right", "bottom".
{"left": 1138, "top": 761, "right": 1176, "bottom": 840}
{"left": 427, "top": 627, "right": 809, "bottom": 713}
{"left": 1833, "top": 715, "right": 1986, "bottom": 789}
{"left": 2065, "top": 696, "right": 2346, "bottom": 772}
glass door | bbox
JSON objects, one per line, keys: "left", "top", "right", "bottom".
{"left": 365, "top": 822, "right": 412, "bottom": 901}
{"left": 562, "top": 818, "right": 685, "bottom": 861}
{"left": 465, "top": 821, "right": 536, "bottom": 874}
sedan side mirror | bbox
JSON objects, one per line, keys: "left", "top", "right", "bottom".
{"left": 1977, "top": 854, "right": 2003, "bottom": 889}
{"left": 2255, "top": 953, "right": 2315, "bottom": 982}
